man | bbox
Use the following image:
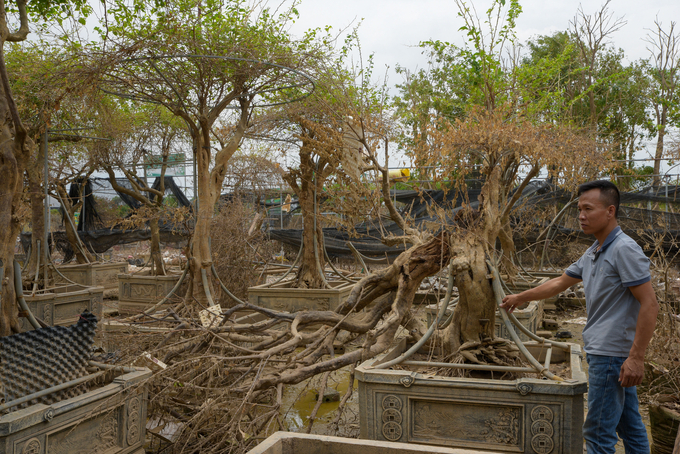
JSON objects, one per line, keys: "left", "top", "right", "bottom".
{"left": 501, "top": 180, "right": 658, "bottom": 454}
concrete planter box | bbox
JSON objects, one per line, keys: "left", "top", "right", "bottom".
{"left": 248, "top": 280, "right": 354, "bottom": 312}
{"left": 495, "top": 301, "right": 543, "bottom": 342}
{"left": 357, "top": 340, "right": 587, "bottom": 454}
{"left": 247, "top": 432, "right": 501, "bottom": 454}
{"left": 118, "top": 272, "right": 186, "bottom": 314}
{"left": 504, "top": 278, "right": 558, "bottom": 305}
{"left": 22, "top": 285, "right": 104, "bottom": 331}
{"left": 51, "top": 261, "right": 128, "bottom": 291}
{"left": 0, "top": 367, "right": 151, "bottom": 454}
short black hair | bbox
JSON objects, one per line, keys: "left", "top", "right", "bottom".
{"left": 577, "top": 180, "right": 620, "bottom": 218}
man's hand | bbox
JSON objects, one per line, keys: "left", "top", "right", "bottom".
{"left": 500, "top": 274, "right": 580, "bottom": 315}
{"left": 619, "top": 357, "right": 645, "bottom": 387}
{"left": 500, "top": 294, "right": 524, "bottom": 314}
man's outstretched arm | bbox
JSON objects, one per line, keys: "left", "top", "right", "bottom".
{"left": 500, "top": 273, "right": 581, "bottom": 313}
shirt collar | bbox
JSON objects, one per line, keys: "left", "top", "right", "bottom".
{"left": 588, "top": 226, "right": 622, "bottom": 255}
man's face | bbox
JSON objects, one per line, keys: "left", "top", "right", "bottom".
{"left": 577, "top": 189, "right": 614, "bottom": 236}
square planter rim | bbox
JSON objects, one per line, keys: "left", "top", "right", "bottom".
{"left": 24, "top": 285, "right": 105, "bottom": 301}
{"left": 118, "top": 272, "right": 184, "bottom": 281}
{"left": 250, "top": 279, "right": 354, "bottom": 291}
{"left": 247, "top": 431, "right": 501, "bottom": 454}
{"left": 0, "top": 367, "right": 151, "bottom": 436}
{"left": 51, "top": 261, "right": 126, "bottom": 270}
{"left": 356, "top": 340, "right": 587, "bottom": 395}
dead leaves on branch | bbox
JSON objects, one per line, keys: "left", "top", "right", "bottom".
{"left": 421, "top": 106, "right": 614, "bottom": 190}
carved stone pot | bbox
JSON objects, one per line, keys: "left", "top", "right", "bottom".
{"left": 51, "top": 261, "right": 128, "bottom": 291}
{"left": 247, "top": 431, "right": 494, "bottom": 454}
{"left": 117, "top": 272, "right": 186, "bottom": 314}
{"left": 0, "top": 367, "right": 152, "bottom": 454}
{"left": 248, "top": 280, "right": 354, "bottom": 312}
{"left": 356, "top": 340, "right": 587, "bottom": 454}
{"left": 21, "top": 285, "right": 104, "bottom": 331}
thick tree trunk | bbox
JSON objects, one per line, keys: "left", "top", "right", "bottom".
{"left": 189, "top": 137, "right": 217, "bottom": 307}
{"left": 443, "top": 168, "right": 504, "bottom": 355}
{"left": 296, "top": 185, "right": 325, "bottom": 289}
{"left": 26, "top": 163, "right": 45, "bottom": 280}
{"left": 443, "top": 238, "right": 497, "bottom": 353}
{"left": 498, "top": 222, "right": 516, "bottom": 276}
{"left": 149, "top": 217, "right": 166, "bottom": 276}
{"left": 0, "top": 101, "right": 24, "bottom": 336}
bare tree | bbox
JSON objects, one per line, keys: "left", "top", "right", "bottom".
{"left": 569, "top": 0, "right": 627, "bottom": 128}
{"left": 96, "top": 0, "right": 314, "bottom": 307}
{"left": 645, "top": 18, "right": 680, "bottom": 186}
{"left": 94, "top": 105, "right": 188, "bottom": 275}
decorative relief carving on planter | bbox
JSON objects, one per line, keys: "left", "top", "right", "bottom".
{"left": 122, "top": 283, "right": 130, "bottom": 298}
{"left": 42, "top": 304, "right": 52, "bottom": 325}
{"left": 21, "top": 438, "right": 41, "bottom": 454}
{"left": 96, "top": 416, "right": 119, "bottom": 451}
{"left": 382, "top": 421, "right": 402, "bottom": 441}
{"left": 531, "top": 434, "right": 554, "bottom": 454}
{"left": 132, "top": 284, "right": 156, "bottom": 299}
{"left": 531, "top": 405, "right": 553, "bottom": 423}
{"left": 126, "top": 397, "right": 141, "bottom": 445}
{"left": 92, "top": 300, "right": 101, "bottom": 318}
{"left": 530, "top": 405, "right": 555, "bottom": 454}
{"left": 483, "top": 407, "right": 520, "bottom": 445}
{"left": 531, "top": 420, "right": 554, "bottom": 437}
{"left": 517, "top": 383, "right": 533, "bottom": 395}
{"left": 412, "top": 400, "right": 522, "bottom": 447}
{"left": 399, "top": 375, "right": 415, "bottom": 388}
{"left": 382, "top": 394, "right": 402, "bottom": 411}
{"left": 382, "top": 408, "right": 402, "bottom": 424}
{"left": 380, "top": 395, "right": 403, "bottom": 441}
{"left": 50, "top": 413, "right": 120, "bottom": 454}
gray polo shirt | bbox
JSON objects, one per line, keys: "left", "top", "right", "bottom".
{"left": 565, "top": 226, "right": 650, "bottom": 357}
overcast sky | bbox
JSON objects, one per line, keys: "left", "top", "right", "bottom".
{"left": 285, "top": 0, "right": 680, "bottom": 172}
{"left": 287, "top": 0, "right": 680, "bottom": 86}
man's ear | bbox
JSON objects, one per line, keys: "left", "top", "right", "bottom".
{"left": 608, "top": 205, "right": 616, "bottom": 218}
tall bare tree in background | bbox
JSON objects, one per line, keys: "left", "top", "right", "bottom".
{"left": 645, "top": 19, "right": 680, "bottom": 186}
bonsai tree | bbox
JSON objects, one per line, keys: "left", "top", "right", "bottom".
{"left": 95, "top": 0, "right": 314, "bottom": 306}
{"left": 271, "top": 74, "right": 367, "bottom": 288}
{"left": 93, "top": 103, "right": 189, "bottom": 275}
{"left": 0, "top": 0, "right": 92, "bottom": 334}
{"left": 6, "top": 44, "right": 100, "bottom": 279}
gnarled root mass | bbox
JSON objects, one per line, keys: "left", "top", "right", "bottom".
{"left": 430, "top": 337, "right": 524, "bottom": 379}
{"left": 110, "top": 232, "right": 450, "bottom": 454}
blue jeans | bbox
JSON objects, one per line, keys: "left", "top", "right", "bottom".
{"left": 584, "top": 354, "right": 649, "bottom": 454}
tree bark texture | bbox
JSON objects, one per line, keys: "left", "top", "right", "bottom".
{"left": 0, "top": 57, "right": 25, "bottom": 336}
{"left": 296, "top": 179, "right": 325, "bottom": 289}
{"left": 25, "top": 149, "right": 45, "bottom": 281}
{"left": 443, "top": 167, "right": 504, "bottom": 355}
{"left": 189, "top": 101, "right": 249, "bottom": 306}
{"left": 56, "top": 184, "right": 93, "bottom": 264}
{"left": 149, "top": 217, "right": 166, "bottom": 276}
